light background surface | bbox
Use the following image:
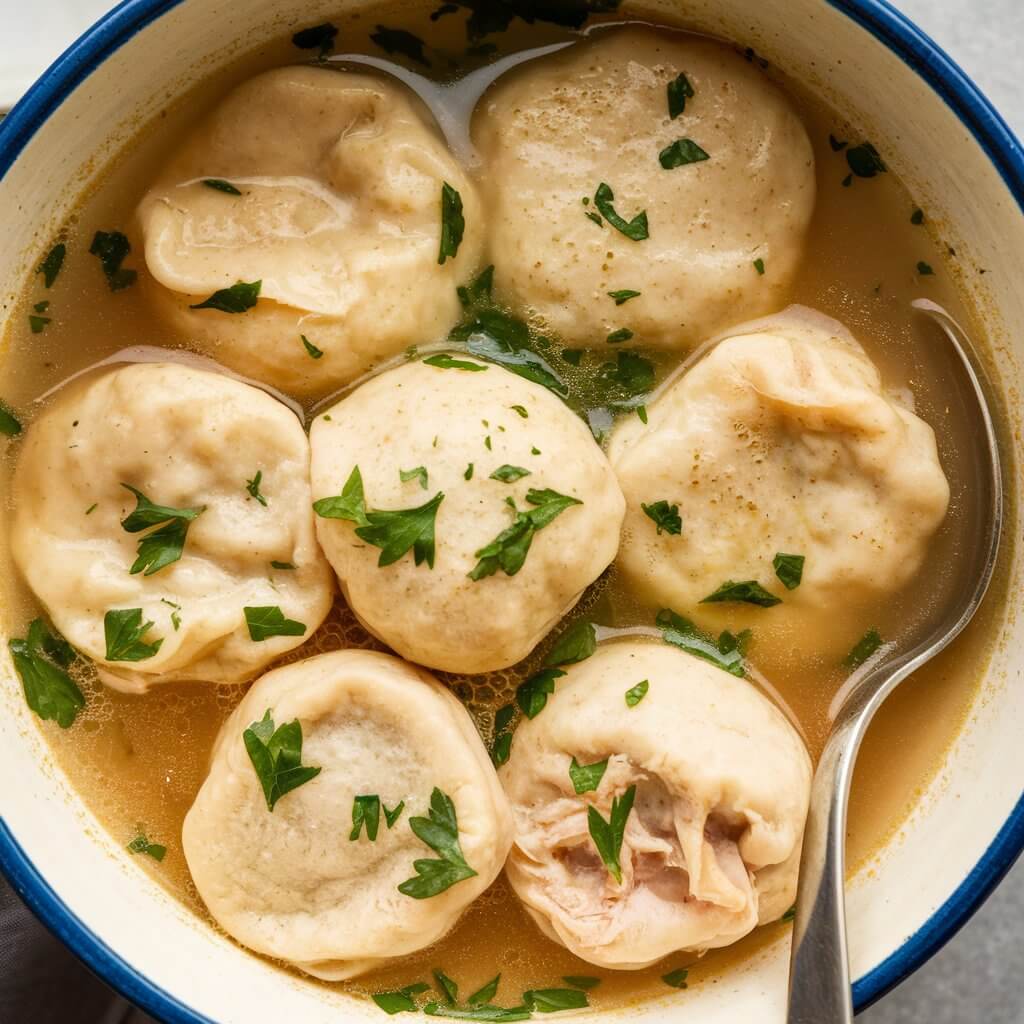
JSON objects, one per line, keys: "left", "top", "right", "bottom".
{"left": 0, "top": 1, "right": 1022, "bottom": 1021}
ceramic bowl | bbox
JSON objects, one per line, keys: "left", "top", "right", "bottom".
{"left": 0, "top": 1, "right": 1022, "bottom": 1022}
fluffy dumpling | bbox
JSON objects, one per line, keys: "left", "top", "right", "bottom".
{"left": 607, "top": 308, "right": 951, "bottom": 665}
{"left": 472, "top": 27, "right": 815, "bottom": 350}
{"left": 309, "top": 357, "right": 625, "bottom": 674}
{"left": 138, "top": 67, "right": 484, "bottom": 395}
{"left": 10, "top": 362, "right": 333, "bottom": 693}
{"left": 183, "top": 649, "right": 513, "bottom": 979}
{"left": 501, "top": 640, "right": 812, "bottom": 968}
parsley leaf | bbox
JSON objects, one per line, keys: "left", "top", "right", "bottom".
{"left": 202, "top": 178, "right": 241, "bottom": 195}
{"left": 594, "top": 183, "right": 648, "bottom": 240}
{"left": 351, "top": 794, "right": 381, "bottom": 841}
{"left": 89, "top": 231, "right": 137, "bottom": 291}
{"left": 424, "top": 1007, "right": 530, "bottom": 1022}
{"left": 243, "top": 710, "right": 321, "bottom": 811}
{"left": 0, "top": 402, "right": 21, "bottom": 437}
{"left": 754, "top": 257, "right": 766, "bottom": 275}
{"left": 189, "top": 279, "right": 261, "bottom": 313}
{"left": 516, "top": 668, "right": 565, "bottom": 719}
{"left": 424, "top": 353, "right": 488, "bottom": 372}
{"left": 464, "top": 463, "right": 475, "bottom": 481}
{"left": 38, "top": 243, "right": 66, "bottom": 288}
{"left": 642, "top": 500, "right": 681, "bottom": 536}
{"left": 401, "top": 466, "right": 429, "bottom": 490}
{"left": 623, "top": 679, "right": 649, "bottom": 707}
{"left": 491, "top": 703, "right": 516, "bottom": 766}
{"left": 458, "top": 265, "right": 494, "bottom": 308}
{"left": 701, "top": 580, "right": 781, "bottom": 607}
{"left": 657, "top": 608, "right": 747, "bottom": 677}
{"left": 917, "top": 261, "right": 935, "bottom": 276}
{"left": 667, "top": 72, "right": 694, "bottom": 118}
{"left": 244, "top": 606, "right": 306, "bottom": 641}
{"left": 301, "top": 334, "right": 324, "bottom": 359}
{"left": 371, "top": 25, "right": 430, "bottom": 66}
{"left": 843, "top": 628, "right": 883, "bottom": 668}
{"left": 9, "top": 619, "right": 84, "bottom": 728}
{"left": 127, "top": 827, "right": 166, "bottom": 862}
{"left": 509, "top": 405, "right": 528, "bottom": 418}
{"left": 246, "top": 470, "right": 268, "bottom": 506}
{"left": 659, "top": 139, "right": 710, "bottom": 169}
{"left": 468, "top": 976, "right": 501, "bottom": 1005}
{"left": 270, "top": 561, "right": 296, "bottom": 571}
{"left": 608, "top": 289, "right": 641, "bottom": 305}
{"left": 398, "top": 788, "right": 478, "bottom": 899}
{"left": 385, "top": 801, "right": 406, "bottom": 828}
{"left": 606, "top": 328, "right": 633, "bottom": 344}
{"left": 104, "top": 608, "right": 163, "bottom": 662}
{"left": 374, "top": 991, "right": 419, "bottom": 1015}
{"left": 911, "top": 208, "right": 925, "bottom": 225}
{"left": 586, "top": 785, "right": 636, "bottom": 883}
{"left": 523, "top": 989, "right": 589, "bottom": 1013}
{"left": 434, "top": 970, "right": 459, "bottom": 1005}
{"left": 439, "top": 183, "right": 465, "bottom": 264}
{"left": 773, "top": 552, "right": 804, "bottom": 590}
{"left": 313, "top": 466, "right": 371, "bottom": 527}
{"left": 469, "top": 488, "right": 581, "bottom": 580}
{"left": 846, "top": 142, "right": 886, "bottom": 178}
{"left": 596, "top": 350, "right": 655, "bottom": 409}
{"left": 562, "top": 977, "right": 600, "bottom": 990}
{"left": 544, "top": 620, "right": 596, "bottom": 666}
{"left": 120, "top": 484, "right": 205, "bottom": 576}
{"left": 489, "top": 465, "right": 531, "bottom": 483}
{"left": 662, "top": 968, "right": 689, "bottom": 989}
{"left": 28, "top": 314, "right": 50, "bottom": 334}
{"left": 291, "top": 21, "right": 338, "bottom": 56}
{"left": 569, "top": 756, "right": 608, "bottom": 794}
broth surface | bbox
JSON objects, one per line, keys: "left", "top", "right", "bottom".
{"left": 0, "top": 3, "right": 1002, "bottom": 1010}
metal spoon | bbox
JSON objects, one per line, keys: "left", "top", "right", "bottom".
{"left": 786, "top": 300, "right": 1004, "bottom": 1024}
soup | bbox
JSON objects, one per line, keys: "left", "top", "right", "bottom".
{"left": 0, "top": 2, "right": 1001, "bottom": 1015}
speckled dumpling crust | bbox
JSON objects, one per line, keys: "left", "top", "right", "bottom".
{"left": 10, "top": 361, "right": 333, "bottom": 693}
{"left": 500, "top": 640, "right": 812, "bottom": 968}
{"left": 472, "top": 26, "right": 816, "bottom": 349}
{"left": 607, "top": 307, "right": 951, "bottom": 663}
{"left": 309, "top": 357, "right": 625, "bottom": 674}
{"left": 183, "top": 649, "right": 513, "bottom": 980}
{"left": 137, "top": 66, "right": 485, "bottom": 396}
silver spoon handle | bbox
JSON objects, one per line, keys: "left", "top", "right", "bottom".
{"left": 786, "top": 713, "right": 860, "bottom": 1024}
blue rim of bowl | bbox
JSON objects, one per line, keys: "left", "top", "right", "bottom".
{"left": 1, "top": 0, "right": 1023, "bottom": 1020}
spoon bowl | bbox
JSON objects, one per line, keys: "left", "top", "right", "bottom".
{"left": 786, "top": 300, "right": 1004, "bottom": 1023}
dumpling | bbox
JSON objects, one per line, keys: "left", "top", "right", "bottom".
{"left": 137, "top": 67, "right": 484, "bottom": 395}
{"left": 10, "top": 361, "right": 333, "bottom": 693}
{"left": 607, "top": 307, "right": 951, "bottom": 666}
{"left": 182, "top": 649, "right": 513, "bottom": 979}
{"left": 501, "top": 640, "right": 812, "bottom": 968}
{"left": 309, "top": 357, "right": 625, "bottom": 674}
{"left": 472, "top": 26, "right": 815, "bottom": 350}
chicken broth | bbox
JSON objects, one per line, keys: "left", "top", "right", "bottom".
{"left": 0, "top": 3, "right": 1002, "bottom": 1013}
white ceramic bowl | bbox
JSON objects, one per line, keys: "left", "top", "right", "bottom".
{"left": 1, "top": 2, "right": 1022, "bottom": 1021}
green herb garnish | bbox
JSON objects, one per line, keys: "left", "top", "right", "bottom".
{"left": 587, "top": 785, "right": 636, "bottom": 883}
{"left": 662, "top": 968, "right": 689, "bottom": 989}
{"left": 464, "top": 463, "right": 475, "bottom": 481}
{"left": 569, "top": 756, "right": 608, "bottom": 794}
{"left": 608, "top": 289, "right": 640, "bottom": 305}
{"left": 700, "top": 580, "right": 781, "bottom": 607}
{"left": 127, "top": 827, "right": 166, "bottom": 862}
{"left": 89, "top": 230, "right": 137, "bottom": 291}
{"left": 301, "top": 334, "right": 324, "bottom": 359}
{"left": 291, "top": 21, "right": 338, "bottom": 56}
{"left": 243, "top": 709, "right": 321, "bottom": 811}
{"left": 434, "top": 970, "right": 459, "bottom": 1005}
{"left": 104, "top": 608, "right": 163, "bottom": 662}
{"left": 424, "top": 353, "right": 488, "bottom": 372}
{"left": 846, "top": 142, "right": 886, "bottom": 178}
{"left": 624, "top": 680, "right": 649, "bottom": 707}
{"left": 202, "top": 178, "right": 241, "bottom": 195}
{"left": 544, "top": 619, "right": 596, "bottom": 666}
{"left": 667, "top": 72, "right": 694, "bottom": 118}
{"left": 398, "top": 788, "right": 477, "bottom": 899}
{"left": 189, "top": 279, "right": 261, "bottom": 313}
{"left": 37, "top": 243, "right": 66, "bottom": 288}
{"left": 656, "top": 608, "right": 747, "bottom": 677}
{"left": 401, "top": 466, "right": 429, "bottom": 490}
{"left": 9, "top": 619, "right": 84, "bottom": 728}
{"left": 468, "top": 976, "right": 501, "bottom": 1005}
{"left": 371, "top": 25, "right": 430, "bottom": 66}
{"left": 594, "top": 183, "right": 648, "bottom": 240}
{"left": 782, "top": 905, "right": 797, "bottom": 922}
{"left": 773, "top": 552, "right": 804, "bottom": 590}
{"left": 373, "top": 990, "right": 420, "bottom": 1015}
{"left": 243, "top": 606, "right": 306, "bottom": 641}
{"left": 439, "top": 182, "right": 465, "bottom": 264}
{"left": 351, "top": 795, "right": 381, "bottom": 841}
{"left": 917, "top": 261, "right": 935, "bottom": 276}
{"left": 385, "top": 801, "right": 406, "bottom": 828}
{"left": 911, "top": 208, "right": 925, "bottom": 225}
{"left": 246, "top": 470, "right": 268, "bottom": 506}
{"left": 606, "top": 328, "right": 633, "bottom": 344}
{"left": 0, "top": 402, "right": 21, "bottom": 437}
{"left": 829, "top": 134, "right": 848, "bottom": 152}
{"left": 424, "top": 1006, "right": 530, "bottom": 1022}
{"left": 28, "top": 314, "right": 50, "bottom": 334}
{"left": 562, "top": 977, "right": 600, "bottom": 991}
{"left": 659, "top": 139, "right": 709, "bottom": 170}
{"left": 642, "top": 500, "right": 681, "bottom": 536}
{"left": 457, "top": 265, "right": 494, "bottom": 308}
{"left": 843, "top": 628, "right": 882, "bottom": 668}
{"left": 120, "top": 484, "right": 205, "bottom": 576}
{"left": 489, "top": 464, "right": 531, "bottom": 483}
{"left": 509, "top": 405, "right": 528, "bottom": 418}
{"left": 753, "top": 258, "right": 766, "bottom": 275}
{"left": 516, "top": 668, "right": 565, "bottom": 719}
{"left": 523, "top": 989, "right": 589, "bottom": 1013}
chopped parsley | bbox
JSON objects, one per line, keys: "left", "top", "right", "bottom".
{"left": 246, "top": 470, "right": 268, "bottom": 506}
{"left": 829, "top": 134, "right": 848, "bottom": 151}
{"left": 271, "top": 560, "right": 296, "bottom": 571}
{"left": 9, "top": 619, "right": 84, "bottom": 728}
{"left": 401, "top": 466, "right": 430, "bottom": 490}
{"left": 398, "top": 788, "right": 477, "bottom": 899}
{"left": 243, "top": 709, "right": 321, "bottom": 811}
{"left": 202, "top": 178, "right": 241, "bottom": 195}
{"left": 624, "top": 680, "right": 649, "bottom": 707}
{"left": 773, "top": 552, "right": 804, "bottom": 590}
{"left": 667, "top": 72, "right": 694, "bottom": 118}
{"left": 569, "top": 756, "right": 608, "bottom": 794}
{"left": 439, "top": 183, "right": 465, "bottom": 264}
{"left": 243, "top": 606, "right": 306, "bottom": 641}
{"left": 662, "top": 968, "right": 689, "bottom": 989}
{"left": 911, "top": 208, "right": 925, "bottom": 225}
{"left": 434, "top": 970, "right": 459, "bottom": 1005}
{"left": 491, "top": 703, "right": 516, "bottom": 766}
{"left": 89, "top": 230, "right": 137, "bottom": 291}
{"left": 291, "top": 21, "right": 338, "bottom": 56}
{"left": 0, "top": 402, "right": 21, "bottom": 437}
{"left": 313, "top": 466, "right": 444, "bottom": 569}
{"left": 161, "top": 597, "right": 182, "bottom": 631}
{"left": 642, "top": 500, "right": 681, "bottom": 536}
{"left": 351, "top": 795, "right": 381, "bottom": 841}
{"left": 385, "top": 801, "right": 406, "bottom": 828}
{"left": 424, "top": 353, "right": 488, "bottom": 372}
{"left": 917, "top": 261, "right": 935, "bottom": 276}
{"left": 637, "top": 406, "right": 648, "bottom": 424}
{"left": 754, "top": 258, "right": 766, "bottom": 275}
{"left": 424, "top": 1006, "right": 530, "bottom": 1022}
{"left": 301, "top": 334, "right": 324, "bottom": 359}
{"left": 104, "top": 608, "right": 163, "bottom": 662}
{"left": 596, "top": 350, "right": 655, "bottom": 410}
{"left": 467, "top": 976, "right": 501, "bottom": 1005}
{"left": 510, "top": 405, "right": 528, "bottom": 418}
{"left": 700, "top": 580, "right": 781, "bottom": 607}
{"left": 587, "top": 785, "right": 636, "bottom": 883}
{"left": 606, "top": 328, "right": 633, "bottom": 344}
{"left": 782, "top": 905, "right": 797, "bottom": 923}
{"left": 516, "top": 668, "right": 565, "bottom": 719}
{"left": 37, "top": 243, "right": 66, "bottom": 288}
{"left": 120, "top": 484, "right": 205, "bottom": 576}
{"left": 594, "top": 183, "right": 649, "bottom": 240}
{"left": 373, "top": 989, "right": 423, "bottom": 1015}
{"left": 843, "top": 628, "right": 883, "bottom": 668}
{"left": 659, "top": 138, "right": 710, "bottom": 170}
{"left": 656, "top": 608, "right": 747, "bottom": 677}
{"left": 469, "top": 488, "right": 581, "bottom": 580}
{"left": 464, "top": 463, "right": 475, "bottom": 481}
{"left": 523, "top": 989, "right": 589, "bottom": 1013}
{"left": 608, "top": 289, "right": 641, "bottom": 305}
{"left": 28, "top": 314, "right": 50, "bottom": 334}
{"left": 189, "top": 279, "right": 261, "bottom": 313}
{"left": 371, "top": 25, "right": 430, "bottom": 66}
{"left": 489, "top": 464, "right": 531, "bottom": 483}
{"left": 457, "top": 265, "right": 494, "bottom": 308}
{"left": 127, "top": 827, "right": 166, "bottom": 862}
{"left": 846, "top": 142, "right": 886, "bottom": 178}
{"left": 544, "top": 620, "right": 596, "bottom": 666}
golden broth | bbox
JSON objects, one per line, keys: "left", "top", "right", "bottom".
{"left": 0, "top": 3, "right": 1003, "bottom": 1011}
